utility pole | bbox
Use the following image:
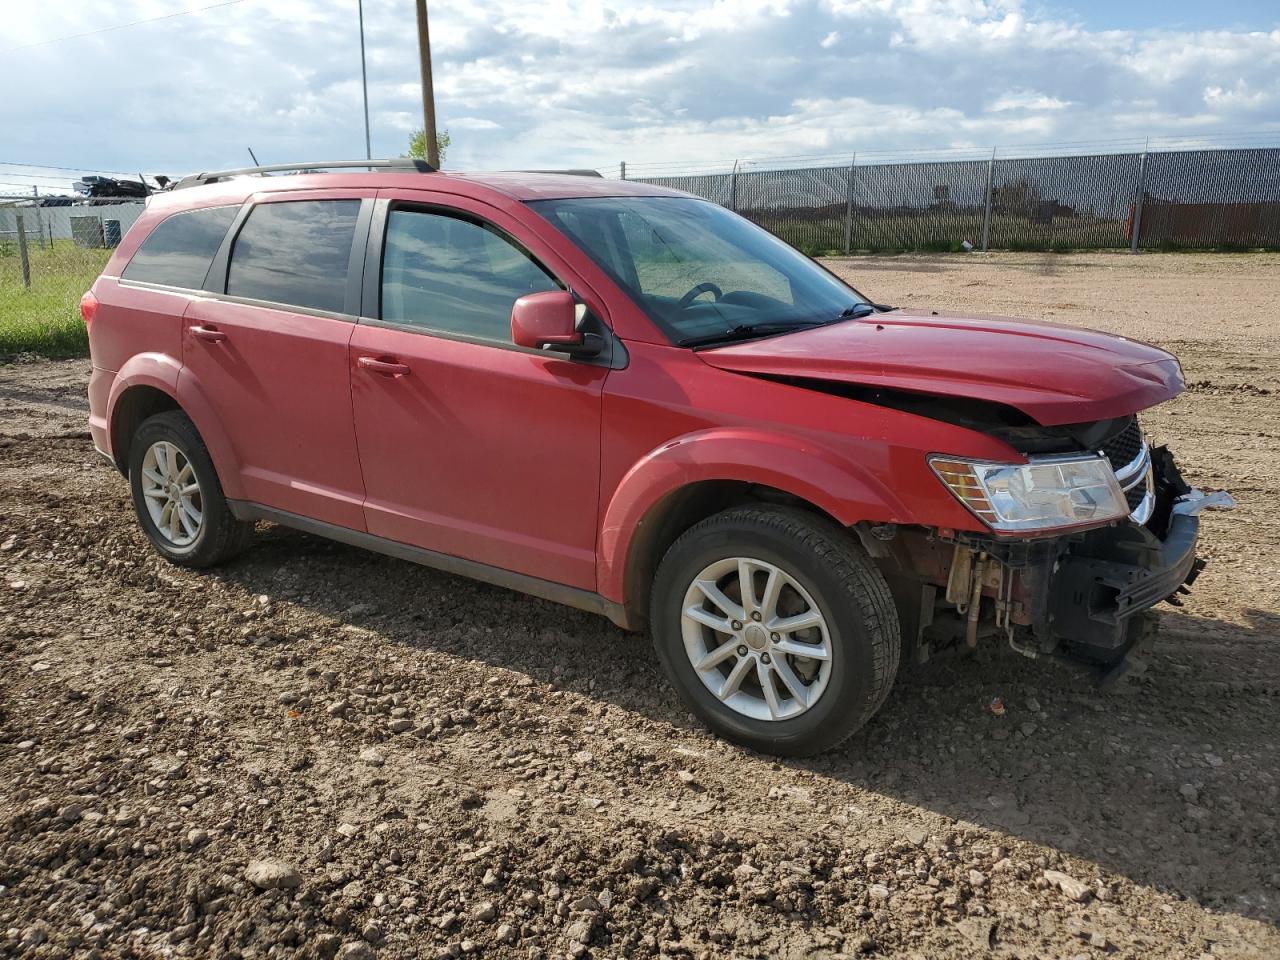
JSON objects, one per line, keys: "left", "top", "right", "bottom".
{"left": 358, "top": 0, "right": 372, "bottom": 160}
{"left": 414, "top": 0, "right": 439, "bottom": 168}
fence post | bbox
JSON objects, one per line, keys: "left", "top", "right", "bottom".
{"left": 729, "top": 160, "right": 739, "bottom": 212}
{"left": 980, "top": 148, "right": 995, "bottom": 252}
{"left": 16, "top": 214, "right": 32, "bottom": 290}
{"left": 619, "top": 161, "right": 626, "bottom": 180}
{"left": 843, "top": 155, "right": 856, "bottom": 254}
{"left": 1130, "top": 148, "right": 1149, "bottom": 253}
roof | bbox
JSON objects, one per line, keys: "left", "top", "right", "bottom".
{"left": 146, "top": 168, "right": 686, "bottom": 217}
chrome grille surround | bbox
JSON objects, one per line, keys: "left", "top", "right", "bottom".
{"left": 1103, "top": 426, "right": 1154, "bottom": 525}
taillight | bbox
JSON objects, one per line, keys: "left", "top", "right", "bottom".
{"left": 80, "top": 291, "right": 99, "bottom": 325}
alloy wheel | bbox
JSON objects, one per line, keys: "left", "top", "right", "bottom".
{"left": 680, "top": 556, "right": 833, "bottom": 721}
{"left": 139, "top": 440, "right": 203, "bottom": 549}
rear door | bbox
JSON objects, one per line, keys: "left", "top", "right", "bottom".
{"left": 347, "top": 191, "right": 612, "bottom": 589}
{"left": 181, "top": 190, "right": 373, "bottom": 529}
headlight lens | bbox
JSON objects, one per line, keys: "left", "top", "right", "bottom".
{"left": 929, "top": 454, "right": 1127, "bottom": 533}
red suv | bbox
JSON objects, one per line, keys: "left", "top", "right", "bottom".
{"left": 83, "top": 160, "right": 1230, "bottom": 755}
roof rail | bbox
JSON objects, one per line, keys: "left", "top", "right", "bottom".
{"left": 172, "top": 158, "right": 435, "bottom": 190}
{"left": 514, "top": 169, "right": 604, "bottom": 178}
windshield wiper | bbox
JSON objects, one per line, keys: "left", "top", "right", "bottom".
{"left": 678, "top": 320, "right": 827, "bottom": 348}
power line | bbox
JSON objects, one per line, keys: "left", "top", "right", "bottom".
{"left": 0, "top": 161, "right": 143, "bottom": 174}
{"left": 4, "top": 0, "right": 247, "bottom": 54}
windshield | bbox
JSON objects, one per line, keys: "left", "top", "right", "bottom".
{"left": 528, "top": 196, "right": 868, "bottom": 346}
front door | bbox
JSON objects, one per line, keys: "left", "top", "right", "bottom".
{"left": 348, "top": 195, "right": 610, "bottom": 590}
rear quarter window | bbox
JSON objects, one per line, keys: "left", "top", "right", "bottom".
{"left": 121, "top": 205, "right": 239, "bottom": 289}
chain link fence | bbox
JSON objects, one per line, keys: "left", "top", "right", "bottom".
{"left": 0, "top": 196, "right": 143, "bottom": 357}
{"left": 626, "top": 146, "right": 1280, "bottom": 254}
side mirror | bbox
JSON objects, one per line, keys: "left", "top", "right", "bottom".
{"left": 511, "top": 290, "right": 600, "bottom": 356}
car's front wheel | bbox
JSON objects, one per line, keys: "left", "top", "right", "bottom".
{"left": 650, "top": 505, "right": 900, "bottom": 756}
{"left": 128, "top": 410, "right": 253, "bottom": 568}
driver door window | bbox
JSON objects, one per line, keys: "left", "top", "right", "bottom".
{"left": 380, "top": 209, "right": 559, "bottom": 340}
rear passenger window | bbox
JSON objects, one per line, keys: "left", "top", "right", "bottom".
{"left": 380, "top": 209, "right": 559, "bottom": 341}
{"left": 227, "top": 200, "right": 360, "bottom": 314}
{"left": 122, "top": 205, "right": 238, "bottom": 289}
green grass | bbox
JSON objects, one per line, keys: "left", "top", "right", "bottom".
{"left": 0, "top": 241, "right": 109, "bottom": 359}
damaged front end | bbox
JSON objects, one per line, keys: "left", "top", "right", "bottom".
{"left": 872, "top": 419, "right": 1234, "bottom": 681}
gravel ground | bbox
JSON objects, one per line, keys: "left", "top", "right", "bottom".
{"left": 1, "top": 252, "right": 1277, "bottom": 959}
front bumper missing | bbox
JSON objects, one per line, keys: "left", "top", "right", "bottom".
{"left": 1030, "top": 486, "right": 1233, "bottom": 662}
{"left": 887, "top": 450, "right": 1235, "bottom": 673}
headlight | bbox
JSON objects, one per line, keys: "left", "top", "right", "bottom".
{"left": 929, "top": 454, "right": 1127, "bottom": 533}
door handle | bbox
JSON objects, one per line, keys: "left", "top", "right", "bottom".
{"left": 357, "top": 356, "right": 411, "bottom": 377}
{"left": 189, "top": 325, "right": 227, "bottom": 343}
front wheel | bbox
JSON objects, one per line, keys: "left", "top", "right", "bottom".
{"left": 649, "top": 506, "right": 900, "bottom": 756}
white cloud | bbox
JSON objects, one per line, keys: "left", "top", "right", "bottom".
{"left": 0, "top": 0, "right": 1277, "bottom": 191}
{"left": 989, "top": 90, "right": 1073, "bottom": 112}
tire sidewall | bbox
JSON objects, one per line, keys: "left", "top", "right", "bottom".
{"left": 652, "top": 515, "right": 883, "bottom": 755}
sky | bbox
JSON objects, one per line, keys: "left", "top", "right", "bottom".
{"left": 2, "top": 0, "right": 1279, "bottom": 193}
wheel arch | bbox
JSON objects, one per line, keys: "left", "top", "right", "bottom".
{"left": 600, "top": 428, "right": 907, "bottom": 630}
{"left": 108, "top": 384, "right": 181, "bottom": 474}
{"left": 105, "top": 357, "right": 243, "bottom": 499}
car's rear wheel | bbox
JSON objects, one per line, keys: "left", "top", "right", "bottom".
{"left": 650, "top": 505, "right": 900, "bottom": 756}
{"left": 128, "top": 410, "right": 253, "bottom": 568}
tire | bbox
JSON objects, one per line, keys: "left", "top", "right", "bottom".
{"left": 650, "top": 505, "right": 900, "bottom": 756}
{"left": 128, "top": 410, "right": 253, "bottom": 568}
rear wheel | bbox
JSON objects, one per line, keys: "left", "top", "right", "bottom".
{"left": 128, "top": 410, "right": 253, "bottom": 568}
{"left": 650, "top": 506, "right": 900, "bottom": 756}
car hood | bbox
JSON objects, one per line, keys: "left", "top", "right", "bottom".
{"left": 696, "top": 309, "right": 1184, "bottom": 426}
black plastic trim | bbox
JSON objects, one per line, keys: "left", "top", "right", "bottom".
{"left": 226, "top": 501, "right": 632, "bottom": 629}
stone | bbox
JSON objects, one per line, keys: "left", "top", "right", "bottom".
{"left": 337, "top": 943, "right": 375, "bottom": 960}
{"left": 1044, "top": 869, "right": 1093, "bottom": 903}
{"left": 473, "top": 900, "right": 497, "bottom": 921}
{"left": 359, "top": 747, "right": 385, "bottom": 767}
{"left": 1179, "top": 783, "right": 1199, "bottom": 804}
{"left": 244, "top": 859, "right": 302, "bottom": 890}
{"left": 59, "top": 803, "right": 84, "bottom": 823}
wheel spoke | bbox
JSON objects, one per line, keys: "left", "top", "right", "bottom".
{"left": 694, "top": 639, "right": 740, "bottom": 671}
{"left": 143, "top": 487, "right": 168, "bottom": 500}
{"left": 759, "top": 567, "right": 782, "bottom": 621}
{"left": 175, "top": 461, "right": 193, "bottom": 484}
{"left": 168, "top": 500, "right": 182, "bottom": 539}
{"left": 685, "top": 605, "right": 734, "bottom": 634}
{"left": 769, "top": 656, "right": 809, "bottom": 706}
{"left": 178, "top": 507, "right": 196, "bottom": 538}
{"left": 142, "top": 467, "right": 165, "bottom": 488}
{"left": 696, "top": 578, "right": 745, "bottom": 622}
{"left": 180, "top": 482, "right": 200, "bottom": 497}
{"left": 717, "top": 655, "right": 754, "bottom": 701}
{"left": 756, "top": 659, "right": 782, "bottom": 719}
{"left": 769, "top": 609, "right": 823, "bottom": 634}
{"left": 181, "top": 500, "right": 202, "bottom": 529}
{"left": 773, "top": 638, "right": 830, "bottom": 661}
{"left": 737, "top": 559, "right": 757, "bottom": 615}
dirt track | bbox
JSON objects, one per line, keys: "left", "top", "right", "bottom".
{"left": 1, "top": 252, "right": 1277, "bottom": 959}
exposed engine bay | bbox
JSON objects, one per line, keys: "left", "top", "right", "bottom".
{"left": 861, "top": 414, "right": 1234, "bottom": 681}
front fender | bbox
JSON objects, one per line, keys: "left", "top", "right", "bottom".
{"left": 597, "top": 427, "right": 909, "bottom": 605}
